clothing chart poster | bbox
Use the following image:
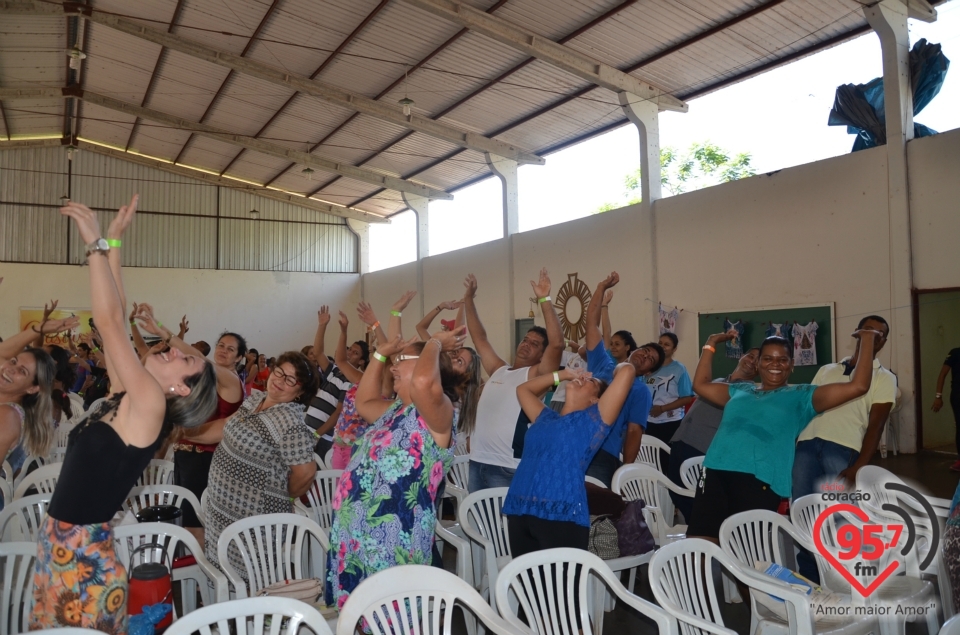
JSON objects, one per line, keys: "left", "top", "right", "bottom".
{"left": 696, "top": 303, "right": 835, "bottom": 384}
{"left": 19, "top": 307, "right": 93, "bottom": 348}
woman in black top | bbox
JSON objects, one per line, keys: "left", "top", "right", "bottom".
{"left": 30, "top": 197, "right": 217, "bottom": 635}
{"left": 933, "top": 347, "right": 960, "bottom": 471}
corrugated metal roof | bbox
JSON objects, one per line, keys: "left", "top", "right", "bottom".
{"left": 0, "top": 145, "right": 357, "bottom": 272}
{"left": 0, "top": 0, "right": 909, "bottom": 216}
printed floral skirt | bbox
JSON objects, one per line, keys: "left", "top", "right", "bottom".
{"left": 29, "top": 516, "right": 128, "bottom": 635}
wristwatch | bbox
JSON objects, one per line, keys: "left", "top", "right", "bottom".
{"left": 85, "top": 238, "right": 110, "bottom": 258}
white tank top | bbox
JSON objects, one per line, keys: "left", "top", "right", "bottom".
{"left": 469, "top": 366, "right": 532, "bottom": 470}
{"left": 0, "top": 402, "right": 26, "bottom": 460}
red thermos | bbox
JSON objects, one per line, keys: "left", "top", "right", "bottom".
{"left": 127, "top": 543, "right": 173, "bottom": 631}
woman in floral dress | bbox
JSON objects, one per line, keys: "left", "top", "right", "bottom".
{"left": 326, "top": 327, "right": 469, "bottom": 610}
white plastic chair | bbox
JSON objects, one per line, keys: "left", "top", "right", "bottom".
{"left": 12, "top": 462, "right": 60, "bottom": 499}
{"left": 113, "top": 522, "right": 228, "bottom": 617}
{"left": 496, "top": 547, "right": 677, "bottom": 635}
{"left": 447, "top": 455, "right": 471, "bottom": 506}
{"left": 611, "top": 463, "right": 693, "bottom": 546}
{"left": 0, "top": 493, "right": 51, "bottom": 542}
{"left": 792, "top": 493, "right": 939, "bottom": 635}
{"left": 942, "top": 615, "right": 960, "bottom": 635}
{"left": 47, "top": 421, "right": 74, "bottom": 463}
{"left": 216, "top": 512, "right": 329, "bottom": 599}
{"left": 634, "top": 435, "right": 670, "bottom": 472}
{"left": 680, "top": 455, "right": 704, "bottom": 490}
{"left": 584, "top": 475, "right": 607, "bottom": 488}
{"left": 1, "top": 542, "right": 36, "bottom": 635}
{"left": 301, "top": 469, "right": 342, "bottom": 531}
{"left": 458, "top": 487, "right": 512, "bottom": 609}
{"left": 650, "top": 537, "right": 822, "bottom": 635}
{"left": 12, "top": 456, "right": 46, "bottom": 489}
{"left": 313, "top": 452, "right": 327, "bottom": 470}
{"left": 0, "top": 478, "right": 10, "bottom": 512}
{"left": 323, "top": 448, "right": 334, "bottom": 471}
{"left": 164, "top": 596, "right": 333, "bottom": 635}
{"left": 136, "top": 458, "right": 176, "bottom": 486}
{"left": 1, "top": 460, "right": 12, "bottom": 493}
{"left": 30, "top": 629, "right": 105, "bottom": 635}
{"left": 122, "top": 485, "right": 204, "bottom": 526}
{"left": 336, "top": 564, "right": 526, "bottom": 635}
{"left": 720, "top": 509, "right": 878, "bottom": 635}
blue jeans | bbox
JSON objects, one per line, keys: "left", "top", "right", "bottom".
{"left": 792, "top": 438, "right": 859, "bottom": 584}
{"left": 585, "top": 449, "right": 621, "bottom": 488}
{"left": 791, "top": 438, "right": 860, "bottom": 501}
{"left": 468, "top": 461, "right": 517, "bottom": 493}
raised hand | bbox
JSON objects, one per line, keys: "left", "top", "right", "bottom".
{"left": 429, "top": 325, "right": 467, "bottom": 352}
{"left": 599, "top": 271, "right": 620, "bottom": 290}
{"left": 530, "top": 268, "right": 551, "bottom": 300}
{"left": 129, "top": 302, "right": 139, "bottom": 324}
{"left": 106, "top": 193, "right": 138, "bottom": 241}
{"left": 178, "top": 315, "right": 189, "bottom": 337}
{"left": 392, "top": 291, "right": 416, "bottom": 313}
{"left": 59, "top": 201, "right": 103, "bottom": 244}
{"left": 318, "top": 305, "right": 331, "bottom": 327}
{"left": 562, "top": 367, "right": 593, "bottom": 385}
{"left": 133, "top": 303, "right": 164, "bottom": 336}
{"left": 707, "top": 330, "right": 739, "bottom": 345}
{"left": 42, "top": 299, "right": 59, "bottom": 322}
{"left": 603, "top": 290, "right": 614, "bottom": 306}
{"left": 377, "top": 333, "right": 418, "bottom": 358}
{"left": 338, "top": 310, "right": 349, "bottom": 330}
{"left": 438, "top": 300, "right": 462, "bottom": 311}
{"left": 40, "top": 315, "right": 80, "bottom": 334}
{"left": 357, "top": 302, "right": 378, "bottom": 327}
{"left": 463, "top": 274, "right": 478, "bottom": 300}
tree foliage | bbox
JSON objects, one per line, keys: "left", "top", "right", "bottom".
{"left": 594, "top": 141, "right": 756, "bottom": 213}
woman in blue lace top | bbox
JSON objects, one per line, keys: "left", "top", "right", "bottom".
{"left": 503, "top": 361, "right": 638, "bottom": 557}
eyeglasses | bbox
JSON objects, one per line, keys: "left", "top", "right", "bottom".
{"left": 392, "top": 354, "right": 420, "bottom": 364}
{"left": 272, "top": 367, "right": 301, "bottom": 387}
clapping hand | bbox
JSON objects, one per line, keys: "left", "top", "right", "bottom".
{"left": 429, "top": 325, "right": 467, "bottom": 352}
{"left": 438, "top": 300, "right": 462, "bottom": 311}
{"left": 59, "top": 201, "right": 103, "bottom": 244}
{"left": 463, "top": 274, "right": 478, "bottom": 300}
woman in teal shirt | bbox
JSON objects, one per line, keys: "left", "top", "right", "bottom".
{"left": 688, "top": 329, "right": 880, "bottom": 540}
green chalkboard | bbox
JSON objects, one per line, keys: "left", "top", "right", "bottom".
{"left": 697, "top": 304, "right": 835, "bottom": 384}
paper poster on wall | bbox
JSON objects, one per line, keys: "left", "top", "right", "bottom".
{"left": 19, "top": 307, "right": 93, "bottom": 348}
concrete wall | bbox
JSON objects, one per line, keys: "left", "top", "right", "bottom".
{"left": 0, "top": 263, "right": 363, "bottom": 356}
{"left": 362, "top": 126, "right": 960, "bottom": 453}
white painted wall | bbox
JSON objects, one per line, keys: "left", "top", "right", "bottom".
{"left": 363, "top": 126, "right": 960, "bottom": 454}
{"left": 0, "top": 263, "right": 363, "bottom": 356}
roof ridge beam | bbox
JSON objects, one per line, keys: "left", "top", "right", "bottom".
{"left": 0, "top": 86, "right": 452, "bottom": 200}
{"left": 74, "top": 139, "right": 388, "bottom": 223}
{"left": 0, "top": 1, "right": 544, "bottom": 165}
{"left": 397, "top": 0, "right": 687, "bottom": 112}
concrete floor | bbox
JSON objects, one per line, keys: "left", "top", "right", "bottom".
{"left": 442, "top": 448, "right": 957, "bottom": 635}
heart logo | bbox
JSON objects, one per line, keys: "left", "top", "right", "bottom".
{"left": 812, "top": 503, "right": 900, "bottom": 596}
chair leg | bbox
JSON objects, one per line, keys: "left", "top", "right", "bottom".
{"left": 722, "top": 572, "right": 742, "bottom": 604}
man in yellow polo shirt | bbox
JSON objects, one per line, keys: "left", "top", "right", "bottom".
{"left": 793, "top": 315, "right": 897, "bottom": 498}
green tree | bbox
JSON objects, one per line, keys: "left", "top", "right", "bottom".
{"left": 594, "top": 141, "right": 756, "bottom": 213}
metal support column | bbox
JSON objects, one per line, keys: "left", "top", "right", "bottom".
{"left": 619, "top": 92, "right": 662, "bottom": 340}
{"left": 864, "top": 0, "right": 921, "bottom": 452}
{"left": 402, "top": 192, "right": 430, "bottom": 316}
{"left": 486, "top": 152, "right": 520, "bottom": 353}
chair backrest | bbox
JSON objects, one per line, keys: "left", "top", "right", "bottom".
{"left": 113, "top": 522, "right": 227, "bottom": 617}
{"left": 13, "top": 462, "right": 60, "bottom": 499}
{"left": 585, "top": 475, "right": 607, "bottom": 488}
{"left": 303, "top": 469, "right": 342, "bottom": 530}
{"left": 137, "top": 459, "right": 176, "bottom": 486}
{"left": 217, "top": 513, "right": 329, "bottom": 598}
{"left": 1, "top": 542, "right": 36, "bottom": 635}
{"left": 0, "top": 478, "right": 10, "bottom": 512}
{"left": 1, "top": 460, "right": 12, "bottom": 490}
{"left": 650, "top": 538, "right": 817, "bottom": 635}
{"left": 941, "top": 615, "right": 960, "bottom": 635}
{"left": 635, "top": 435, "right": 670, "bottom": 471}
{"left": 942, "top": 537, "right": 956, "bottom": 620}
{"left": 0, "top": 493, "right": 51, "bottom": 542}
{"left": 122, "top": 485, "right": 203, "bottom": 526}
{"left": 323, "top": 448, "right": 334, "bottom": 471}
{"left": 495, "top": 548, "right": 677, "bottom": 635}
{"left": 313, "top": 452, "right": 327, "bottom": 470}
{"left": 164, "top": 596, "right": 333, "bottom": 635}
{"left": 47, "top": 421, "right": 75, "bottom": 463}
{"left": 612, "top": 463, "right": 690, "bottom": 505}
{"left": 679, "top": 455, "right": 704, "bottom": 490}
{"left": 719, "top": 509, "right": 812, "bottom": 570}
{"left": 458, "top": 487, "right": 511, "bottom": 561}
{"left": 337, "top": 564, "right": 526, "bottom": 635}
{"left": 448, "top": 455, "right": 470, "bottom": 491}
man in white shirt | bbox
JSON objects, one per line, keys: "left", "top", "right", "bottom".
{"left": 463, "top": 270, "right": 563, "bottom": 492}
{"left": 792, "top": 315, "right": 897, "bottom": 497}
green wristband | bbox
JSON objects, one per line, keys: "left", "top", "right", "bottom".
{"left": 390, "top": 310, "right": 402, "bottom": 317}
{"left": 106, "top": 238, "right": 122, "bottom": 247}
{"left": 538, "top": 296, "right": 551, "bottom": 304}
{"left": 373, "top": 351, "right": 388, "bottom": 363}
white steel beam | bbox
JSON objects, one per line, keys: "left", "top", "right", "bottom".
{"left": 75, "top": 140, "right": 388, "bottom": 224}
{"left": 398, "top": 0, "right": 687, "bottom": 113}
{"left": 0, "top": 1, "right": 544, "bottom": 165}
{"left": 0, "top": 86, "right": 452, "bottom": 200}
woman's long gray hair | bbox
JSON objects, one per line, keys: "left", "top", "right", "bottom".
{"left": 160, "top": 359, "right": 218, "bottom": 439}
{"left": 20, "top": 348, "right": 55, "bottom": 458}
